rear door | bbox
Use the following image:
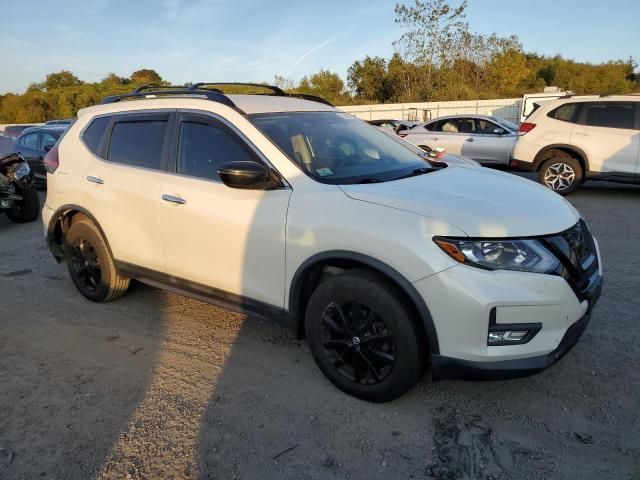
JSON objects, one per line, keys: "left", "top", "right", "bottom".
{"left": 459, "top": 118, "right": 516, "bottom": 165}
{"left": 405, "top": 118, "right": 466, "bottom": 154}
{"left": 80, "top": 111, "right": 173, "bottom": 271}
{"left": 571, "top": 101, "right": 639, "bottom": 177}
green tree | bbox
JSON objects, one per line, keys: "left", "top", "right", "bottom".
{"left": 130, "top": 69, "right": 164, "bottom": 86}
{"left": 293, "top": 70, "right": 347, "bottom": 104}
{"left": 347, "top": 56, "right": 389, "bottom": 102}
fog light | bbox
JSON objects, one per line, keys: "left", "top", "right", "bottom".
{"left": 488, "top": 330, "right": 529, "bottom": 344}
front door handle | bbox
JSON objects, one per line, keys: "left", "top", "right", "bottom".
{"left": 86, "top": 176, "right": 104, "bottom": 184}
{"left": 431, "top": 137, "right": 439, "bottom": 141}
{"left": 466, "top": 137, "right": 474, "bottom": 142}
{"left": 574, "top": 130, "right": 589, "bottom": 136}
{"left": 161, "top": 194, "right": 186, "bottom": 205}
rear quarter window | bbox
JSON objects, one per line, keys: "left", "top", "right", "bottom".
{"left": 548, "top": 103, "right": 580, "bottom": 123}
{"left": 82, "top": 116, "right": 110, "bottom": 156}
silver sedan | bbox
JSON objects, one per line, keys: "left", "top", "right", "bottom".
{"left": 400, "top": 115, "right": 518, "bottom": 166}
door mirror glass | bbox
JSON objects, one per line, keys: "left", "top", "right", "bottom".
{"left": 217, "top": 161, "right": 271, "bottom": 189}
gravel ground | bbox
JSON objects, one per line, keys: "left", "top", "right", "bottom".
{"left": 0, "top": 177, "right": 639, "bottom": 480}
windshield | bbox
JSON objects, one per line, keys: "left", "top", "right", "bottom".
{"left": 250, "top": 111, "right": 437, "bottom": 184}
{"left": 492, "top": 117, "right": 518, "bottom": 131}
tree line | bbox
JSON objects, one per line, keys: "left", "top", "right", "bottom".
{"left": 1, "top": 0, "right": 638, "bottom": 123}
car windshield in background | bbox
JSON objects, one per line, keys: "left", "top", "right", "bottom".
{"left": 492, "top": 117, "right": 518, "bottom": 131}
{"left": 250, "top": 111, "right": 437, "bottom": 184}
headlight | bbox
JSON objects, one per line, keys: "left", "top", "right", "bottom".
{"left": 434, "top": 237, "right": 560, "bottom": 274}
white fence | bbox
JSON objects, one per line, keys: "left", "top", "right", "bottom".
{"left": 337, "top": 98, "right": 522, "bottom": 124}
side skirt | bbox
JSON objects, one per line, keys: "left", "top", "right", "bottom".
{"left": 115, "top": 261, "right": 296, "bottom": 331}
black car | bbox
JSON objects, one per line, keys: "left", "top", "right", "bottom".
{"left": 14, "top": 126, "right": 66, "bottom": 187}
{"left": 3, "top": 124, "right": 38, "bottom": 138}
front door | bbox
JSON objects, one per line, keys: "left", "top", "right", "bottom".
{"left": 159, "top": 112, "right": 291, "bottom": 308}
{"left": 459, "top": 118, "right": 516, "bottom": 165}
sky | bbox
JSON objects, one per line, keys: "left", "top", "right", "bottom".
{"left": 1, "top": 0, "right": 639, "bottom": 94}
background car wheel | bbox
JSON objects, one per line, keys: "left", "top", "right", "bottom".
{"left": 64, "top": 218, "right": 130, "bottom": 302}
{"left": 305, "top": 269, "right": 424, "bottom": 402}
{"left": 6, "top": 186, "right": 40, "bottom": 223}
{"left": 538, "top": 156, "right": 582, "bottom": 195}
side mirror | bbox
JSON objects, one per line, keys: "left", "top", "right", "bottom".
{"left": 44, "top": 145, "right": 54, "bottom": 152}
{"left": 493, "top": 128, "right": 505, "bottom": 135}
{"left": 217, "top": 161, "right": 272, "bottom": 189}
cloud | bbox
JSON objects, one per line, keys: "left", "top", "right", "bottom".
{"left": 286, "top": 32, "right": 344, "bottom": 76}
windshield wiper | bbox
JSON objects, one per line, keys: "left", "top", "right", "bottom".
{"left": 393, "top": 167, "right": 437, "bottom": 180}
{"left": 356, "top": 177, "right": 383, "bottom": 184}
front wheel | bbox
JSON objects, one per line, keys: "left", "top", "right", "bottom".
{"left": 6, "top": 186, "right": 40, "bottom": 223}
{"left": 64, "top": 218, "right": 130, "bottom": 302}
{"left": 538, "top": 157, "right": 582, "bottom": 195}
{"left": 305, "top": 270, "right": 424, "bottom": 402}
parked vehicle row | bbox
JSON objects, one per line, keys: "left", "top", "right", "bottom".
{"left": 368, "top": 95, "right": 639, "bottom": 194}
{"left": 41, "top": 83, "right": 602, "bottom": 402}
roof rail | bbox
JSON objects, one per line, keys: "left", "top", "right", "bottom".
{"left": 99, "top": 82, "right": 334, "bottom": 109}
{"left": 189, "top": 82, "right": 334, "bottom": 106}
{"left": 100, "top": 87, "right": 239, "bottom": 110}
{"left": 190, "top": 82, "right": 286, "bottom": 96}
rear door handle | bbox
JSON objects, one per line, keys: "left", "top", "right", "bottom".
{"left": 161, "top": 194, "right": 186, "bottom": 205}
{"left": 574, "top": 130, "right": 589, "bottom": 136}
{"left": 86, "top": 176, "right": 104, "bottom": 184}
{"left": 466, "top": 137, "right": 474, "bottom": 142}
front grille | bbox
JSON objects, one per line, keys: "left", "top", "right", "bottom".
{"left": 542, "top": 220, "right": 599, "bottom": 299}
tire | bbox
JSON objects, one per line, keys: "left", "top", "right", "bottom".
{"left": 538, "top": 156, "right": 582, "bottom": 195}
{"left": 64, "top": 218, "right": 130, "bottom": 302}
{"left": 305, "top": 269, "right": 424, "bottom": 402}
{"left": 6, "top": 186, "right": 40, "bottom": 223}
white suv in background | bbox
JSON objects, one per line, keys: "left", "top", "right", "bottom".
{"left": 43, "top": 84, "right": 602, "bottom": 401}
{"left": 512, "top": 96, "right": 639, "bottom": 194}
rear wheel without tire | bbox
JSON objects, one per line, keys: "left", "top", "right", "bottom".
{"left": 64, "top": 218, "right": 130, "bottom": 302}
{"left": 305, "top": 269, "right": 423, "bottom": 402}
{"left": 538, "top": 156, "right": 582, "bottom": 195}
{"left": 6, "top": 186, "right": 40, "bottom": 223}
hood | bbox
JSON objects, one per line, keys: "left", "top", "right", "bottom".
{"left": 340, "top": 165, "right": 579, "bottom": 238}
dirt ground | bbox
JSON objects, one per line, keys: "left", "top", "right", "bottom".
{"left": 1, "top": 177, "right": 639, "bottom": 480}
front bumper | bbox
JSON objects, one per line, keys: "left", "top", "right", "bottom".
{"left": 414, "top": 234, "right": 602, "bottom": 379}
{"left": 432, "top": 302, "right": 596, "bottom": 381}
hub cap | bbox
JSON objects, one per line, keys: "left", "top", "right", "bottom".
{"left": 70, "top": 237, "right": 102, "bottom": 292}
{"left": 320, "top": 300, "right": 396, "bottom": 385}
{"left": 544, "top": 162, "right": 575, "bottom": 191}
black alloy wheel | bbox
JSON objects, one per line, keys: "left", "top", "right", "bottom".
{"left": 320, "top": 300, "right": 396, "bottom": 385}
{"left": 69, "top": 237, "right": 102, "bottom": 293}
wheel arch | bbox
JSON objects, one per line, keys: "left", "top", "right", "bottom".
{"left": 533, "top": 144, "right": 589, "bottom": 174}
{"left": 47, "top": 204, "right": 114, "bottom": 262}
{"left": 289, "top": 250, "right": 440, "bottom": 355}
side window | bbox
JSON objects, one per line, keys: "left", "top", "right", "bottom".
{"left": 108, "top": 119, "right": 167, "bottom": 169}
{"left": 472, "top": 119, "right": 500, "bottom": 134}
{"left": 425, "top": 121, "right": 438, "bottom": 131}
{"left": 548, "top": 103, "right": 580, "bottom": 123}
{"left": 20, "top": 133, "right": 39, "bottom": 149}
{"left": 440, "top": 119, "right": 461, "bottom": 133}
{"left": 41, "top": 132, "right": 58, "bottom": 150}
{"left": 83, "top": 116, "right": 110, "bottom": 156}
{"left": 582, "top": 102, "right": 635, "bottom": 129}
{"left": 177, "top": 119, "right": 258, "bottom": 181}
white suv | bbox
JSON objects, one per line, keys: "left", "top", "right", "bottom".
{"left": 512, "top": 96, "right": 639, "bottom": 194}
{"left": 42, "top": 84, "right": 603, "bottom": 401}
